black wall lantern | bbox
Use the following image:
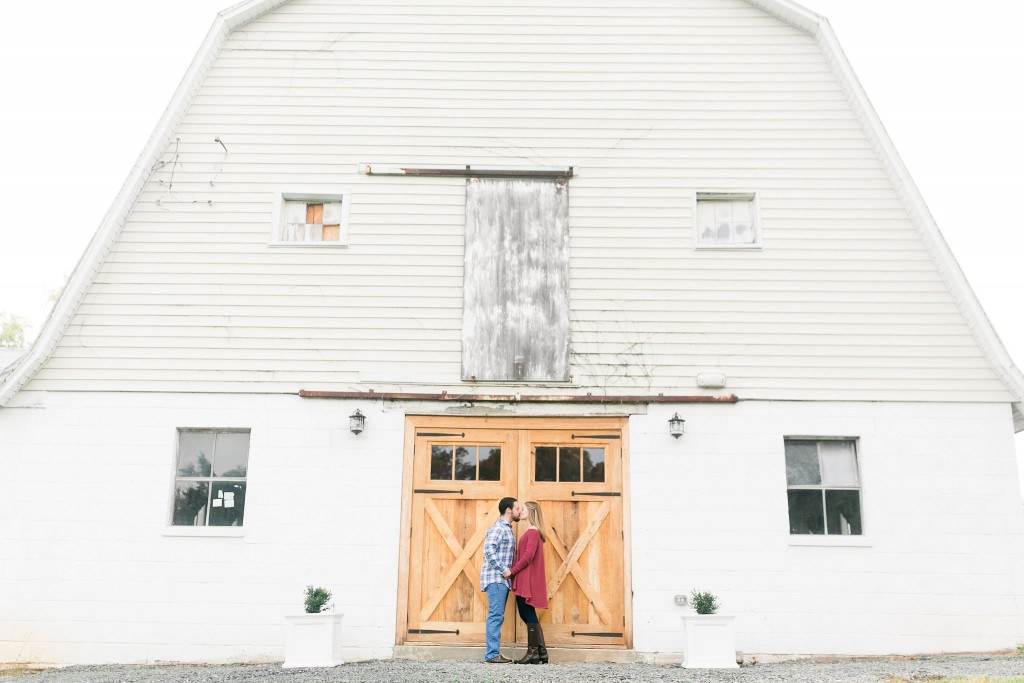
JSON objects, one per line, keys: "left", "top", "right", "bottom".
{"left": 668, "top": 413, "right": 685, "bottom": 438}
{"left": 349, "top": 409, "right": 366, "bottom": 435}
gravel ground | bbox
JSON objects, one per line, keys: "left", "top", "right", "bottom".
{"left": 3, "top": 653, "right": 1023, "bottom": 683}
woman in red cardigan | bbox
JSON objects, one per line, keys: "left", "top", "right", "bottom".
{"left": 509, "top": 501, "right": 549, "bottom": 664}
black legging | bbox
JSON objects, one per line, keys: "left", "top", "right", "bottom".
{"left": 516, "top": 596, "right": 539, "bottom": 624}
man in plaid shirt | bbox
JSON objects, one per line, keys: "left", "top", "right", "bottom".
{"left": 480, "top": 496, "right": 525, "bottom": 663}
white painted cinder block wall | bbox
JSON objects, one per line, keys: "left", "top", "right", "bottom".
{"left": 631, "top": 401, "right": 1024, "bottom": 658}
{"left": 0, "top": 392, "right": 405, "bottom": 665}
{"left": 1, "top": 394, "right": 1022, "bottom": 664}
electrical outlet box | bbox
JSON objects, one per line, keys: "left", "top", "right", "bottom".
{"left": 674, "top": 594, "right": 688, "bottom": 606}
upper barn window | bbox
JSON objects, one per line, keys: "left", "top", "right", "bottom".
{"left": 694, "top": 192, "right": 761, "bottom": 248}
{"left": 271, "top": 191, "right": 349, "bottom": 246}
{"left": 462, "top": 178, "right": 570, "bottom": 382}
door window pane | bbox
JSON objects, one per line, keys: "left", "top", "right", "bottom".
{"left": 430, "top": 445, "right": 453, "bottom": 480}
{"left": 787, "top": 490, "right": 824, "bottom": 534}
{"left": 826, "top": 490, "right": 862, "bottom": 535}
{"left": 558, "top": 447, "right": 581, "bottom": 482}
{"left": 479, "top": 447, "right": 501, "bottom": 481}
{"left": 583, "top": 448, "right": 605, "bottom": 482}
{"left": 535, "top": 447, "right": 556, "bottom": 482}
{"left": 455, "top": 446, "right": 477, "bottom": 481}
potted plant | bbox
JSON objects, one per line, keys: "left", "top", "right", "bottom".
{"left": 283, "top": 585, "right": 344, "bottom": 668}
{"left": 680, "top": 589, "right": 738, "bottom": 669}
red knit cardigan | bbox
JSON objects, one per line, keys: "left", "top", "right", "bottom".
{"left": 509, "top": 527, "right": 548, "bottom": 609}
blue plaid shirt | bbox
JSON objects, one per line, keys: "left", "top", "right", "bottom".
{"left": 480, "top": 518, "right": 515, "bottom": 591}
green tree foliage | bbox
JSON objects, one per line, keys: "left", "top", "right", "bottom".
{"left": 0, "top": 312, "right": 28, "bottom": 348}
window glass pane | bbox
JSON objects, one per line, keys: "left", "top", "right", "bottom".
{"left": 716, "top": 217, "right": 731, "bottom": 243}
{"left": 583, "top": 448, "right": 605, "bottom": 482}
{"left": 479, "top": 447, "right": 501, "bottom": 481}
{"left": 284, "top": 201, "right": 307, "bottom": 224}
{"left": 697, "top": 198, "right": 755, "bottom": 245}
{"left": 306, "top": 203, "right": 324, "bottom": 224}
{"left": 173, "top": 480, "right": 209, "bottom": 526}
{"left": 454, "top": 446, "right": 477, "bottom": 481}
{"left": 430, "top": 445, "right": 453, "bottom": 480}
{"left": 213, "top": 432, "right": 249, "bottom": 477}
{"left": 787, "top": 490, "right": 824, "bottom": 534}
{"left": 826, "top": 490, "right": 862, "bottom": 535}
{"left": 535, "top": 447, "right": 556, "bottom": 482}
{"left": 697, "top": 201, "right": 716, "bottom": 244}
{"left": 820, "top": 441, "right": 858, "bottom": 486}
{"left": 559, "top": 447, "right": 581, "bottom": 482}
{"left": 323, "top": 202, "right": 342, "bottom": 224}
{"left": 784, "top": 441, "right": 821, "bottom": 485}
{"left": 177, "top": 432, "right": 214, "bottom": 477}
{"left": 731, "top": 201, "right": 753, "bottom": 243}
{"left": 209, "top": 481, "right": 246, "bottom": 527}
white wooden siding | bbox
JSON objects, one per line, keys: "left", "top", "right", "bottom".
{"left": 28, "top": 0, "right": 1011, "bottom": 402}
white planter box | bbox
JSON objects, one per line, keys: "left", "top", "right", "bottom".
{"left": 283, "top": 613, "right": 344, "bottom": 668}
{"left": 680, "top": 614, "right": 738, "bottom": 668}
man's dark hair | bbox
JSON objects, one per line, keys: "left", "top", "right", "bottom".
{"left": 498, "top": 497, "right": 517, "bottom": 515}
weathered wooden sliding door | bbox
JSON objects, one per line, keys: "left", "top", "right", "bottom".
{"left": 461, "top": 178, "right": 570, "bottom": 382}
{"left": 399, "top": 416, "right": 631, "bottom": 650}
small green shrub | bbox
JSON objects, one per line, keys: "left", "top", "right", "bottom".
{"left": 304, "top": 585, "right": 332, "bottom": 614}
{"left": 690, "top": 589, "right": 720, "bottom": 615}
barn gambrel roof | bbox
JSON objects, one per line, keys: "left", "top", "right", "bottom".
{"left": 2, "top": 0, "right": 1022, "bottom": 429}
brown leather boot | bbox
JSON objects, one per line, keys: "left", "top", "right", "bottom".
{"left": 514, "top": 623, "right": 541, "bottom": 664}
{"left": 536, "top": 622, "right": 548, "bottom": 664}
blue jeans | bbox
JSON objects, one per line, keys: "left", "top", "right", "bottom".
{"left": 483, "top": 582, "right": 509, "bottom": 660}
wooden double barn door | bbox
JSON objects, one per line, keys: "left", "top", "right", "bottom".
{"left": 400, "top": 416, "right": 631, "bottom": 649}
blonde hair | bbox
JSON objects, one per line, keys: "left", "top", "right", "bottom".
{"left": 524, "top": 501, "right": 547, "bottom": 543}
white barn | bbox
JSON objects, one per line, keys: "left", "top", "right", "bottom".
{"left": 2, "top": 0, "right": 1023, "bottom": 666}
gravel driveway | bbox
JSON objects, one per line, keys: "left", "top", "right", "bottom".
{"left": 4, "top": 654, "right": 1023, "bottom": 683}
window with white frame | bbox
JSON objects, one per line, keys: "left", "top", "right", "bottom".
{"left": 695, "top": 192, "right": 760, "bottom": 248}
{"left": 784, "top": 438, "right": 862, "bottom": 535}
{"left": 272, "top": 192, "right": 348, "bottom": 245}
{"left": 171, "top": 429, "right": 250, "bottom": 527}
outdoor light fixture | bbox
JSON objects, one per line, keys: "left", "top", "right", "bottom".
{"left": 349, "top": 409, "right": 366, "bottom": 435}
{"left": 668, "top": 413, "right": 685, "bottom": 438}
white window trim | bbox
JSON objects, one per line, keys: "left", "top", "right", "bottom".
{"left": 692, "top": 190, "right": 762, "bottom": 250}
{"left": 788, "top": 535, "right": 872, "bottom": 547}
{"left": 270, "top": 187, "right": 351, "bottom": 247}
{"left": 163, "top": 527, "right": 245, "bottom": 538}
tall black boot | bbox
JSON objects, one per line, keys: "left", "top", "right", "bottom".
{"left": 536, "top": 622, "right": 548, "bottom": 664}
{"left": 514, "top": 623, "right": 541, "bottom": 664}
